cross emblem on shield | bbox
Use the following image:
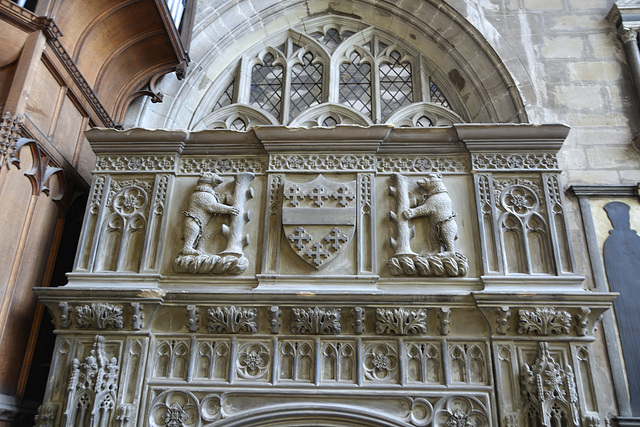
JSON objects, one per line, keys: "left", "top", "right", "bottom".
{"left": 282, "top": 175, "right": 356, "bottom": 269}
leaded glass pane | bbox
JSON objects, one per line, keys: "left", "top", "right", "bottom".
{"left": 213, "top": 81, "right": 234, "bottom": 111}
{"left": 322, "top": 116, "right": 338, "bottom": 127}
{"left": 322, "top": 29, "right": 342, "bottom": 51}
{"left": 416, "top": 115, "right": 433, "bottom": 127}
{"left": 430, "top": 81, "right": 450, "bottom": 109}
{"left": 379, "top": 51, "right": 412, "bottom": 119}
{"left": 290, "top": 51, "right": 323, "bottom": 119}
{"left": 339, "top": 52, "right": 371, "bottom": 117}
{"left": 230, "top": 117, "right": 247, "bottom": 131}
{"left": 250, "top": 53, "right": 282, "bottom": 121}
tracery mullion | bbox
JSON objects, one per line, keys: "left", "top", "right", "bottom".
{"left": 371, "top": 35, "right": 382, "bottom": 124}
{"left": 280, "top": 39, "right": 294, "bottom": 123}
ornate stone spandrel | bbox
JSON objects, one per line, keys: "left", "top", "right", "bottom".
{"left": 282, "top": 175, "right": 357, "bottom": 271}
{"left": 388, "top": 173, "right": 468, "bottom": 277}
{"left": 174, "top": 172, "right": 254, "bottom": 275}
{"left": 433, "top": 396, "right": 490, "bottom": 427}
{"left": 148, "top": 390, "right": 199, "bottom": 427}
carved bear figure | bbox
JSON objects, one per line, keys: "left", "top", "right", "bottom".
{"left": 403, "top": 173, "right": 458, "bottom": 253}
{"left": 180, "top": 172, "right": 239, "bottom": 255}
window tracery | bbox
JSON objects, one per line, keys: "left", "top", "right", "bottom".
{"left": 199, "top": 19, "right": 464, "bottom": 131}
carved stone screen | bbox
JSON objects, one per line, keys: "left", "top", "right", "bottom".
{"left": 35, "top": 125, "right": 615, "bottom": 427}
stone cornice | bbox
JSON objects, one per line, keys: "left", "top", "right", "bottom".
{"left": 569, "top": 184, "right": 639, "bottom": 198}
{"left": 86, "top": 124, "right": 570, "bottom": 157}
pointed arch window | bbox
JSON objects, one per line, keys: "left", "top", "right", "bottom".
{"left": 380, "top": 50, "right": 413, "bottom": 119}
{"left": 202, "top": 21, "right": 465, "bottom": 130}
{"left": 340, "top": 52, "right": 372, "bottom": 117}
{"left": 290, "top": 51, "right": 323, "bottom": 119}
{"left": 250, "top": 53, "right": 283, "bottom": 121}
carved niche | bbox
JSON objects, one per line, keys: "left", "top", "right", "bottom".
{"left": 63, "top": 336, "right": 119, "bottom": 426}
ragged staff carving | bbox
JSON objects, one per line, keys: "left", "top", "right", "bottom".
{"left": 175, "top": 172, "right": 254, "bottom": 274}
{"left": 388, "top": 173, "right": 468, "bottom": 277}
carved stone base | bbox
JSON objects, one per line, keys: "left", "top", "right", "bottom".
{"left": 174, "top": 253, "right": 249, "bottom": 274}
{"left": 388, "top": 252, "right": 468, "bottom": 277}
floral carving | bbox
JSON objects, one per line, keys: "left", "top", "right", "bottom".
{"left": 236, "top": 342, "right": 270, "bottom": 380}
{"left": 472, "top": 153, "right": 558, "bottom": 171}
{"left": 363, "top": 342, "right": 398, "bottom": 382}
{"left": 95, "top": 155, "right": 176, "bottom": 172}
{"left": 207, "top": 306, "right": 257, "bottom": 334}
{"left": 375, "top": 308, "right": 427, "bottom": 335}
{"left": 149, "top": 391, "right": 199, "bottom": 427}
{"left": 179, "top": 157, "right": 264, "bottom": 174}
{"left": 446, "top": 408, "right": 477, "bottom": 427}
{"left": 517, "top": 307, "right": 571, "bottom": 335}
{"left": 0, "top": 111, "right": 23, "bottom": 169}
{"left": 377, "top": 155, "right": 469, "bottom": 174}
{"left": 291, "top": 307, "right": 341, "bottom": 334}
{"left": 74, "top": 303, "right": 124, "bottom": 329}
{"left": 270, "top": 154, "right": 375, "bottom": 172}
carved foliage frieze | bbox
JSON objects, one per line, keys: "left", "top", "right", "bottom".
{"left": 517, "top": 307, "right": 572, "bottom": 336}
{"left": 291, "top": 307, "right": 342, "bottom": 334}
{"left": 270, "top": 154, "right": 375, "bottom": 172}
{"left": 207, "top": 306, "right": 257, "bottom": 334}
{"left": 375, "top": 308, "right": 427, "bottom": 336}
{"left": 74, "top": 303, "right": 124, "bottom": 329}
{"left": 377, "top": 155, "right": 469, "bottom": 174}
{"left": 472, "top": 153, "right": 558, "bottom": 171}
{"left": 179, "top": 157, "right": 264, "bottom": 175}
{"left": 95, "top": 155, "right": 176, "bottom": 172}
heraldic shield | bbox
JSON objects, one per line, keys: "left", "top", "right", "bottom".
{"left": 283, "top": 175, "right": 356, "bottom": 270}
